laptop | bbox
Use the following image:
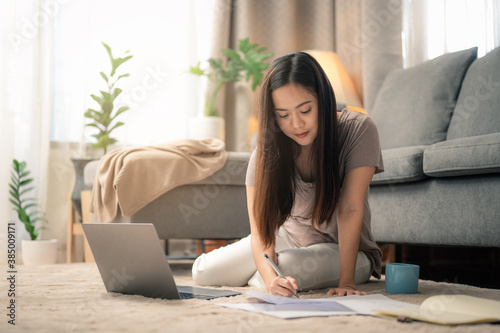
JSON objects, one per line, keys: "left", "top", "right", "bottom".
{"left": 82, "top": 223, "right": 241, "bottom": 300}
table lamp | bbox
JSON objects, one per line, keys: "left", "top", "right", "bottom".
{"left": 304, "top": 50, "right": 364, "bottom": 113}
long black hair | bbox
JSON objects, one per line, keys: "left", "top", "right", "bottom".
{"left": 254, "top": 51, "right": 341, "bottom": 247}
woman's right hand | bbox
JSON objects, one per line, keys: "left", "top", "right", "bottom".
{"left": 247, "top": 185, "right": 298, "bottom": 297}
{"left": 267, "top": 275, "right": 298, "bottom": 297}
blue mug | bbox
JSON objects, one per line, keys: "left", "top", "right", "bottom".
{"left": 385, "top": 263, "right": 420, "bottom": 294}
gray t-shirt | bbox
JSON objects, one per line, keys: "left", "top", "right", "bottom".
{"left": 246, "top": 109, "right": 384, "bottom": 278}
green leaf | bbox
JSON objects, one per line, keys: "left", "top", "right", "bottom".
{"left": 19, "top": 178, "right": 34, "bottom": 187}
{"left": 237, "top": 38, "right": 251, "bottom": 51}
{"left": 18, "top": 161, "right": 27, "bottom": 173}
{"left": 30, "top": 217, "right": 45, "bottom": 225}
{"left": 110, "top": 106, "right": 129, "bottom": 121}
{"left": 116, "top": 73, "right": 130, "bottom": 80}
{"left": 86, "top": 123, "right": 105, "bottom": 131}
{"left": 111, "top": 55, "right": 133, "bottom": 77}
{"left": 115, "top": 105, "right": 129, "bottom": 114}
{"left": 108, "top": 122, "right": 124, "bottom": 133}
{"left": 91, "top": 94, "right": 103, "bottom": 105}
{"left": 9, "top": 183, "right": 18, "bottom": 195}
{"left": 220, "top": 60, "right": 242, "bottom": 82}
{"left": 23, "top": 203, "right": 37, "bottom": 211}
{"left": 102, "top": 42, "right": 113, "bottom": 62}
{"left": 100, "top": 72, "right": 109, "bottom": 83}
{"left": 100, "top": 91, "right": 112, "bottom": 102}
{"left": 189, "top": 62, "right": 206, "bottom": 76}
{"left": 110, "top": 74, "right": 130, "bottom": 89}
{"left": 19, "top": 186, "right": 34, "bottom": 197}
{"left": 208, "top": 58, "right": 223, "bottom": 71}
{"left": 28, "top": 210, "right": 39, "bottom": 218}
{"left": 19, "top": 170, "right": 31, "bottom": 179}
{"left": 10, "top": 174, "right": 19, "bottom": 187}
{"left": 256, "top": 46, "right": 267, "bottom": 53}
{"left": 222, "top": 49, "right": 242, "bottom": 63}
{"left": 9, "top": 198, "right": 21, "bottom": 210}
{"left": 84, "top": 109, "right": 103, "bottom": 120}
{"left": 112, "top": 88, "right": 122, "bottom": 101}
{"left": 92, "top": 135, "right": 117, "bottom": 150}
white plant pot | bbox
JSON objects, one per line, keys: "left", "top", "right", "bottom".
{"left": 189, "top": 116, "right": 225, "bottom": 142}
{"left": 22, "top": 239, "right": 58, "bottom": 265}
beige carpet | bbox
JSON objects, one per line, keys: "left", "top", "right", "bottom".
{"left": 1, "top": 262, "right": 499, "bottom": 333}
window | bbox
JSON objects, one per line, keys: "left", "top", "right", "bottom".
{"left": 51, "top": 0, "right": 215, "bottom": 146}
{"left": 403, "top": 0, "right": 500, "bottom": 67}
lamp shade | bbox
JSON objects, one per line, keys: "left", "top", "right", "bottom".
{"left": 304, "top": 50, "right": 362, "bottom": 108}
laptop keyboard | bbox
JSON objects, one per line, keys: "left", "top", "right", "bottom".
{"left": 179, "top": 292, "right": 195, "bottom": 299}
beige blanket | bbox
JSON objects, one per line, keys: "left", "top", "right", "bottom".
{"left": 90, "top": 138, "right": 228, "bottom": 222}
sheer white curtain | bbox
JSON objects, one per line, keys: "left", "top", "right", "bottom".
{"left": 52, "top": 0, "right": 215, "bottom": 150}
{"left": 403, "top": 0, "right": 500, "bottom": 68}
{"left": 0, "top": 0, "right": 53, "bottom": 262}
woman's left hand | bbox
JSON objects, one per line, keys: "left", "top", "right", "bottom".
{"left": 326, "top": 286, "right": 367, "bottom": 297}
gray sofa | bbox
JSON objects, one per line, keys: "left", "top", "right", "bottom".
{"left": 368, "top": 46, "right": 500, "bottom": 248}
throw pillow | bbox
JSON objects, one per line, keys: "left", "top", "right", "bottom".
{"left": 370, "top": 47, "right": 477, "bottom": 149}
{"left": 446, "top": 46, "right": 500, "bottom": 140}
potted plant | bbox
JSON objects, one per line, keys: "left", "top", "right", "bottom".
{"left": 84, "top": 41, "right": 133, "bottom": 155}
{"left": 9, "top": 159, "right": 57, "bottom": 265}
{"left": 188, "top": 38, "right": 273, "bottom": 140}
{"left": 71, "top": 42, "right": 133, "bottom": 219}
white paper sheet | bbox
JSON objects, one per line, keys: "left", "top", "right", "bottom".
{"left": 220, "top": 303, "right": 356, "bottom": 319}
{"left": 332, "top": 294, "right": 418, "bottom": 315}
{"left": 218, "top": 292, "right": 418, "bottom": 319}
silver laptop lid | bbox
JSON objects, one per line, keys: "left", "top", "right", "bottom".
{"left": 83, "top": 223, "right": 180, "bottom": 299}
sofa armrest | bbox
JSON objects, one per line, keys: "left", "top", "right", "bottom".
{"left": 84, "top": 151, "right": 251, "bottom": 188}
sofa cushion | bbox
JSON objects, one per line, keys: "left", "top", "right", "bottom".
{"left": 371, "top": 146, "right": 428, "bottom": 185}
{"left": 424, "top": 133, "right": 500, "bottom": 177}
{"left": 447, "top": 47, "right": 500, "bottom": 140}
{"left": 370, "top": 47, "right": 478, "bottom": 149}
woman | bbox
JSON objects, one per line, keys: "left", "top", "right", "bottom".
{"left": 192, "top": 52, "right": 383, "bottom": 297}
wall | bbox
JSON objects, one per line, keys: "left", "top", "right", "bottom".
{"left": 42, "top": 142, "right": 89, "bottom": 263}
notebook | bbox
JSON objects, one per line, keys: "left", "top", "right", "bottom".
{"left": 374, "top": 294, "right": 500, "bottom": 325}
{"left": 82, "top": 223, "right": 241, "bottom": 300}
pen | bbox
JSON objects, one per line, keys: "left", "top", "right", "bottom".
{"left": 263, "top": 253, "right": 300, "bottom": 298}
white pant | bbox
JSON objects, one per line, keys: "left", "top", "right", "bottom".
{"left": 192, "top": 228, "right": 373, "bottom": 291}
